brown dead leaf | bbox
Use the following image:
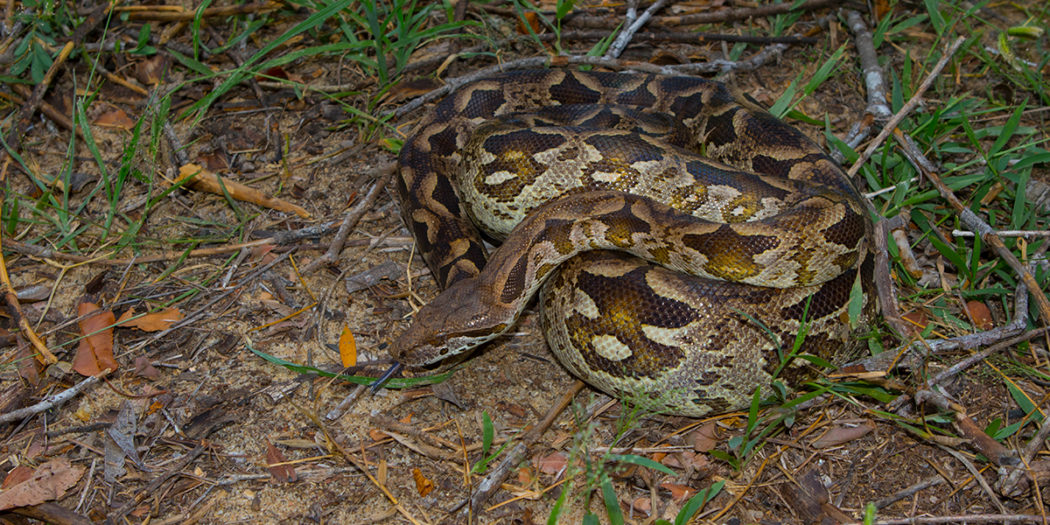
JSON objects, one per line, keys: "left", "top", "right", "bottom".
{"left": 811, "top": 420, "right": 876, "bottom": 449}
{"left": 901, "top": 310, "right": 929, "bottom": 336}
{"left": 630, "top": 496, "right": 651, "bottom": 516}
{"left": 265, "top": 441, "right": 297, "bottom": 483}
{"left": 412, "top": 468, "right": 434, "bottom": 496}
{"left": 73, "top": 302, "right": 118, "bottom": 376}
{"left": 1, "top": 466, "right": 35, "bottom": 489}
{"left": 133, "top": 356, "right": 161, "bottom": 379}
{"left": 176, "top": 163, "right": 311, "bottom": 218}
{"left": 536, "top": 452, "right": 567, "bottom": 475}
{"left": 117, "top": 307, "right": 184, "bottom": 332}
{"left": 0, "top": 458, "right": 85, "bottom": 511}
{"left": 688, "top": 421, "right": 719, "bottom": 452}
{"left": 517, "top": 466, "right": 534, "bottom": 486}
{"left": 133, "top": 55, "right": 169, "bottom": 85}
{"left": 965, "top": 300, "right": 994, "bottom": 330}
{"left": 338, "top": 325, "right": 357, "bottom": 368}
{"left": 15, "top": 335, "right": 41, "bottom": 386}
{"left": 94, "top": 108, "right": 136, "bottom": 130}
{"left": 517, "top": 11, "right": 542, "bottom": 34}
{"left": 388, "top": 77, "right": 442, "bottom": 101}
{"left": 660, "top": 482, "right": 697, "bottom": 503}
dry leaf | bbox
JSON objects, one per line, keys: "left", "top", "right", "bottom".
{"left": 412, "top": 468, "right": 434, "bottom": 496}
{"left": 965, "top": 300, "right": 994, "bottom": 330}
{"left": 265, "top": 441, "right": 297, "bottom": 483}
{"left": 536, "top": 452, "right": 567, "bottom": 475}
{"left": 339, "top": 325, "right": 357, "bottom": 368}
{"left": 901, "top": 310, "right": 929, "bottom": 336}
{"left": 517, "top": 466, "right": 534, "bottom": 486}
{"left": 630, "top": 496, "right": 651, "bottom": 516}
{"left": 0, "top": 458, "right": 85, "bottom": 511}
{"left": 117, "top": 307, "right": 184, "bottom": 332}
{"left": 134, "top": 55, "right": 168, "bottom": 85}
{"left": 15, "top": 334, "right": 41, "bottom": 386}
{"left": 73, "top": 302, "right": 118, "bottom": 376}
{"left": 811, "top": 420, "right": 876, "bottom": 449}
{"left": 176, "top": 163, "right": 311, "bottom": 218}
{"left": 688, "top": 421, "right": 719, "bottom": 452}
{"left": 1, "top": 466, "right": 34, "bottom": 489}
{"left": 517, "top": 11, "right": 542, "bottom": 34}
{"left": 660, "top": 482, "right": 697, "bottom": 503}
{"left": 133, "top": 356, "right": 161, "bottom": 379}
{"left": 94, "top": 109, "right": 136, "bottom": 130}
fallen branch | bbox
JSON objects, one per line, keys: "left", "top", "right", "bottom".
{"left": 302, "top": 163, "right": 396, "bottom": 274}
{"left": 894, "top": 129, "right": 1050, "bottom": 323}
{"left": 0, "top": 370, "right": 110, "bottom": 425}
{"left": 468, "top": 380, "right": 586, "bottom": 513}
{"left": 846, "top": 36, "right": 966, "bottom": 179}
{"left": 605, "top": 0, "right": 668, "bottom": 59}
{"left": 845, "top": 10, "right": 891, "bottom": 119}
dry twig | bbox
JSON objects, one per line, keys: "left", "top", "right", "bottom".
{"left": 605, "top": 0, "right": 668, "bottom": 58}
{"left": 0, "top": 370, "right": 110, "bottom": 424}
{"left": 468, "top": 380, "right": 586, "bottom": 513}
{"left": 302, "top": 163, "right": 396, "bottom": 274}
{"left": 846, "top": 36, "right": 966, "bottom": 179}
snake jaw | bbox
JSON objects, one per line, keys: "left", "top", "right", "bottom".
{"left": 393, "top": 277, "right": 514, "bottom": 367}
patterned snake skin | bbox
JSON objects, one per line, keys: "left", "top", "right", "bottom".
{"left": 392, "top": 69, "right": 874, "bottom": 416}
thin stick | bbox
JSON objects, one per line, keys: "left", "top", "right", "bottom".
{"left": 952, "top": 229, "right": 1050, "bottom": 238}
{"left": 0, "top": 370, "right": 110, "bottom": 424}
{"left": 895, "top": 130, "right": 1050, "bottom": 323}
{"left": 605, "top": 0, "right": 668, "bottom": 59}
{"left": 0, "top": 196, "right": 56, "bottom": 362}
{"left": 302, "top": 163, "right": 396, "bottom": 274}
{"left": 846, "top": 36, "right": 966, "bottom": 178}
{"left": 654, "top": 0, "right": 839, "bottom": 26}
{"left": 470, "top": 380, "right": 586, "bottom": 513}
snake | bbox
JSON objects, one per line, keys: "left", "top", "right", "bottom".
{"left": 392, "top": 69, "right": 874, "bottom": 417}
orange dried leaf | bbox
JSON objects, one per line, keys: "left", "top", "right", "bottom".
{"left": 73, "top": 302, "right": 118, "bottom": 376}
{"left": 120, "top": 307, "right": 184, "bottom": 332}
{"left": 94, "top": 109, "right": 136, "bottom": 130}
{"left": 412, "top": 468, "right": 434, "bottom": 496}
{"left": 901, "top": 311, "right": 928, "bottom": 336}
{"left": 630, "top": 496, "right": 651, "bottom": 516}
{"left": 965, "top": 300, "right": 994, "bottom": 330}
{"left": 339, "top": 325, "right": 357, "bottom": 368}
{"left": 660, "top": 482, "right": 696, "bottom": 503}
{"left": 517, "top": 11, "right": 542, "bottom": 34}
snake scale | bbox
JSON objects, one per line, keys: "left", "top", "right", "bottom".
{"left": 393, "top": 69, "right": 874, "bottom": 417}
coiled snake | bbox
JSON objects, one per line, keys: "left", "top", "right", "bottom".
{"left": 393, "top": 69, "right": 873, "bottom": 417}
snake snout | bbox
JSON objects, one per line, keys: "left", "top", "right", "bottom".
{"left": 392, "top": 277, "right": 513, "bottom": 367}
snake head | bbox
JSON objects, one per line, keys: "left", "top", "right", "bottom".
{"left": 393, "top": 277, "right": 512, "bottom": 368}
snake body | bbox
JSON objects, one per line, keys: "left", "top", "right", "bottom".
{"left": 393, "top": 69, "right": 873, "bottom": 416}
